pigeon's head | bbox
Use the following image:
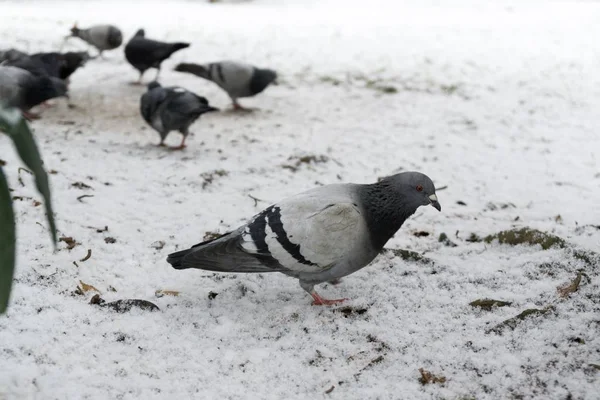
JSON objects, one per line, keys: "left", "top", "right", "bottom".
{"left": 383, "top": 171, "right": 441, "bottom": 212}
{"left": 69, "top": 22, "right": 80, "bottom": 36}
{"left": 133, "top": 29, "right": 145, "bottom": 38}
{"left": 147, "top": 81, "right": 161, "bottom": 90}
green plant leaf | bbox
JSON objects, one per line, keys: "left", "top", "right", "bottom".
{"left": 0, "top": 108, "right": 57, "bottom": 245}
{"left": 0, "top": 166, "right": 16, "bottom": 314}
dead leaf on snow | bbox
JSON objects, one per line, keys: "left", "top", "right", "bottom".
{"left": 78, "top": 280, "right": 101, "bottom": 294}
{"left": 418, "top": 368, "right": 447, "bottom": 385}
{"left": 557, "top": 272, "right": 583, "bottom": 298}
{"left": 155, "top": 290, "right": 180, "bottom": 298}
{"left": 59, "top": 236, "right": 79, "bottom": 250}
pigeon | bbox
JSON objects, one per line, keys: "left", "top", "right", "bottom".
{"left": 68, "top": 23, "right": 123, "bottom": 57}
{"left": 167, "top": 172, "right": 441, "bottom": 305}
{"left": 0, "top": 48, "right": 27, "bottom": 63}
{"left": 6, "top": 52, "right": 89, "bottom": 81}
{"left": 174, "top": 61, "right": 277, "bottom": 110}
{"left": 0, "top": 66, "right": 68, "bottom": 119}
{"left": 124, "top": 29, "right": 190, "bottom": 84}
{"left": 140, "top": 81, "right": 218, "bottom": 149}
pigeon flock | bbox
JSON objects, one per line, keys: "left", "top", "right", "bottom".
{"left": 1, "top": 23, "right": 442, "bottom": 305}
{"left": 0, "top": 23, "right": 277, "bottom": 145}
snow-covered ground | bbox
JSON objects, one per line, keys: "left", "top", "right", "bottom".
{"left": 1, "top": 0, "right": 599, "bottom": 398}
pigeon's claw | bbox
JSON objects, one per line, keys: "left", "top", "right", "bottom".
{"left": 310, "top": 291, "right": 348, "bottom": 306}
{"left": 21, "top": 110, "right": 40, "bottom": 121}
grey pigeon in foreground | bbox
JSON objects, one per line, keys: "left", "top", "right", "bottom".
{"left": 167, "top": 172, "right": 441, "bottom": 305}
{"left": 0, "top": 66, "right": 68, "bottom": 119}
{"left": 174, "top": 61, "right": 277, "bottom": 110}
{"left": 125, "top": 29, "right": 190, "bottom": 84}
{"left": 140, "top": 81, "right": 218, "bottom": 149}
{"left": 68, "top": 24, "right": 123, "bottom": 57}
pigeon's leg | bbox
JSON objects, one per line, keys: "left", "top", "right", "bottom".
{"left": 231, "top": 98, "right": 250, "bottom": 111}
{"left": 300, "top": 280, "right": 347, "bottom": 306}
{"left": 130, "top": 71, "right": 144, "bottom": 85}
{"left": 169, "top": 135, "right": 187, "bottom": 151}
{"left": 21, "top": 110, "right": 40, "bottom": 121}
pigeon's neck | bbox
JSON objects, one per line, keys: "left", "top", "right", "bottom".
{"left": 359, "top": 182, "right": 418, "bottom": 250}
{"left": 73, "top": 28, "right": 91, "bottom": 42}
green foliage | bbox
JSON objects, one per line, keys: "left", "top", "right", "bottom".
{"left": 0, "top": 108, "right": 56, "bottom": 314}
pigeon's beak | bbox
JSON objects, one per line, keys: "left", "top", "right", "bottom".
{"left": 204, "top": 106, "right": 219, "bottom": 113}
{"left": 429, "top": 194, "right": 441, "bottom": 212}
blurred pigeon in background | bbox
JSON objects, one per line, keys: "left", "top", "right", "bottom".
{"left": 125, "top": 29, "right": 190, "bottom": 84}
{"left": 67, "top": 23, "right": 123, "bottom": 57}
{"left": 0, "top": 66, "right": 68, "bottom": 119}
{"left": 6, "top": 51, "right": 89, "bottom": 81}
{"left": 0, "top": 48, "right": 27, "bottom": 63}
{"left": 140, "top": 81, "right": 218, "bottom": 149}
{"left": 175, "top": 61, "right": 277, "bottom": 110}
{"left": 167, "top": 172, "right": 441, "bottom": 304}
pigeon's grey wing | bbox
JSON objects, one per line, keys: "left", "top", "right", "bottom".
{"left": 168, "top": 229, "right": 287, "bottom": 273}
{"left": 207, "top": 61, "right": 254, "bottom": 98}
{"left": 88, "top": 25, "right": 122, "bottom": 49}
{"left": 161, "top": 91, "right": 202, "bottom": 130}
{"left": 0, "top": 74, "right": 20, "bottom": 107}
{"left": 140, "top": 87, "right": 168, "bottom": 123}
{"left": 0, "top": 66, "right": 32, "bottom": 107}
{"left": 239, "top": 187, "right": 365, "bottom": 274}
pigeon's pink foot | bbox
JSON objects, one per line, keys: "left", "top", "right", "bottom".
{"left": 22, "top": 110, "right": 40, "bottom": 121}
{"left": 232, "top": 101, "right": 252, "bottom": 112}
{"left": 169, "top": 144, "right": 186, "bottom": 151}
{"left": 310, "top": 292, "right": 348, "bottom": 306}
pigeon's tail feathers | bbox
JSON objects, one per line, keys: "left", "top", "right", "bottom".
{"left": 167, "top": 232, "right": 282, "bottom": 273}
{"left": 168, "top": 42, "right": 190, "bottom": 55}
{"left": 166, "top": 248, "right": 193, "bottom": 269}
{"left": 107, "top": 27, "right": 123, "bottom": 48}
{"left": 174, "top": 62, "right": 208, "bottom": 79}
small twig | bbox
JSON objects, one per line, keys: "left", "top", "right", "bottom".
{"left": 77, "top": 194, "right": 94, "bottom": 202}
{"left": 247, "top": 194, "right": 265, "bottom": 207}
{"left": 79, "top": 249, "right": 92, "bottom": 262}
{"left": 436, "top": 185, "right": 448, "bottom": 191}
{"left": 17, "top": 167, "right": 32, "bottom": 187}
{"left": 72, "top": 261, "right": 79, "bottom": 268}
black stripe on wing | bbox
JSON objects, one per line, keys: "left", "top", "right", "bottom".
{"left": 216, "top": 63, "right": 226, "bottom": 83}
{"left": 248, "top": 209, "right": 270, "bottom": 254}
{"left": 267, "top": 206, "right": 317, "bottom": 266}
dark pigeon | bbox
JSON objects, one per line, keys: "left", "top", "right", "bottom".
{"left": 175, "top": 60, "right": 277, "bottom": 110}
{"left": 0, "top": 49, "right": 28, "bottom": 63}
{"left": 68, "top": 23, "right": 123, "bottom": 57}
{"left": 6, "top": 52, "right": 89, "bottom": 80}
{"left": 125, "top": 29, "right": 190, "bottom": 84}
{"left": 0, "top": 66, "right": 68, "bottom": 119}
{"left": 167, "top": 172, "right": 441, "bottom": 305}
{"left": 140, "top": 81, "right": 218, "bottom": 149}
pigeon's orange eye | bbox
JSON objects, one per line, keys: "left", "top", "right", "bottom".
{"left": 416, "top": 185, "right": 423, "bottom": 192}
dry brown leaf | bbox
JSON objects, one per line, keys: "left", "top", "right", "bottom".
{"left": 155, "top": 290, "right": 180, "bottom": 298}
{"left": 59, "top": 236, "right": 78, "bottom": 250}
{"left": 418, "top": 368, "right": 447, "bottom": 385}
{"left": 78, "top": 280, "right": 101, "bottom": 294}
{"left": 558, "top": 272, "right": 583, "bottom": 298}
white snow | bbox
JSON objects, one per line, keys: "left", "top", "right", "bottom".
{"left": 1, "top": 0, "right": 599, "bottom": 399}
